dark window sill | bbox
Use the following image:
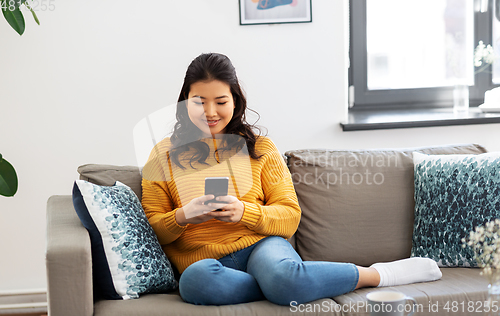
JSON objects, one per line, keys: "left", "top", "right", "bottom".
{"left": 340, "top": 107, "right": 500, "bottom": 131}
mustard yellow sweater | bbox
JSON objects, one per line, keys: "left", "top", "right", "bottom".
{"left": 141, "top": 136, "right": 301, "bottom": 273}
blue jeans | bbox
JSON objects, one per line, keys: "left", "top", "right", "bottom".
{"left": 179, "top": 236, "right": 359, "bottom": 306}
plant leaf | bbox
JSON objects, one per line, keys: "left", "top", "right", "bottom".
{"left": 28, "top": 6, "right": 39, "bottom": 25}
{"left": 0, "top": 157, "right": 18, "bottom": 197}
{"left": 20, "top": 0, "right": 39, "bottom": 25}
{"left": 2, "top": 4, "right": 25, "bottom": 35}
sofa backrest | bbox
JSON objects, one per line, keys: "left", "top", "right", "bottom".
{"left": 284, "top": 143, "right": 487, "bottom": 267}
{"left": 78, "top": 164, "right": 142, "bottom": 199}
{"left": 77, "top": 143, "right": 487, "bottom": 267}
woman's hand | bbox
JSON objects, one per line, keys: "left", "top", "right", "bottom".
{"left": 175, "top": 195, "right": 218, "bottom": 226}
{"left": 204, "top": 195, "right": 245, "bottom": 223}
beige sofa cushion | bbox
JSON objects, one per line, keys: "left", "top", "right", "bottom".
{"left": 77, "top": 164, "right": 142, "bottom": 199}
{"left": 95, "top": 295, "right": 342, "bottom": 316}
{"left": 285, "top": 144, "right": 487, "bottom": 267}
{"left": 333, "top": 268, "right": 487, "bottom": 316}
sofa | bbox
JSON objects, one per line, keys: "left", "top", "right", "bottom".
{"left": 46, "top": 143, "right": 493, "bottom": 316}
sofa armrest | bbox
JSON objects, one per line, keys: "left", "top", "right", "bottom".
{"left": 46, "top": 195, "right": 94, "bottom": 316}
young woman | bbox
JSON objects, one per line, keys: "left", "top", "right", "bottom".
{"left": 141, "top": 53, "right": 442, "bottom": 306}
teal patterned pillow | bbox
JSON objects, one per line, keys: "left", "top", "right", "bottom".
{"left": 73, "top": 180, "right": 178, "bottom": 300}
{"left": 411, "top": 152, "right": 500, "bottom": 267}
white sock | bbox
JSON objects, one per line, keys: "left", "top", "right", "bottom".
{"left": 370, "top": 257, "right": 442, "bottom": 287}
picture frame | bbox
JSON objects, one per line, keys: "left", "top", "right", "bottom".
{"left": 239, "top": 0, "right": 312, "bottom": 25}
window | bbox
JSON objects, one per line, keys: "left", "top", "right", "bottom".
{"left": 349, "top": 0, "right": 499, "bottom": 109}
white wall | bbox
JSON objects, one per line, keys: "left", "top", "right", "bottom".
{"left": 0, "top": 0, "right": 499, "bottom": 291}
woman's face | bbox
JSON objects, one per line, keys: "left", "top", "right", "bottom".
{"left": 187, "top": 80, "right": 235, "bottom": 136}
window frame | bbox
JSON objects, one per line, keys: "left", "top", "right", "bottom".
{"left": 349, "top": 0, "right": 498, "bottom": 110}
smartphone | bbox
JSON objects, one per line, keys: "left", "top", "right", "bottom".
{"left": 204, "top": 177, "right": 229, "bottom": 205}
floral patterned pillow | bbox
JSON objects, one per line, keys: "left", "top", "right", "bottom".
{"left": 72, "top": 180, "right": 177, "bottom": 300}
{"left": 411, "top": 152, "right": 500, "bottom": 267}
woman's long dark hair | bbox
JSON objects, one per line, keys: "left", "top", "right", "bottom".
{"left": 170, "top": 53, "right": 263, "bottom": 169}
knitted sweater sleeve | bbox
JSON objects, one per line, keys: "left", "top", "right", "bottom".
{"left": 142, "top": 179, "right": 186, "bottom": 245}
{"left": 238, "top": 138, "right": 301, "bottom": 239}
{"left": 141, "top": 141, "right": 186, "bottom": 245}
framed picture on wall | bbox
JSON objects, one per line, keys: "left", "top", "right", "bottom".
{"left": 239, "top": 0, "right": 312, "bottom": 25}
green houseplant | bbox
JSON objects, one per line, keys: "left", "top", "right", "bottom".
{"left": 1, "top": 0, "right": 31, "bottom": 196}
{"left": 0, "top": 154, "right": 18, "bottom": 197}
{"left": 2, "top": 0, "right": 39, "bottom": 35}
